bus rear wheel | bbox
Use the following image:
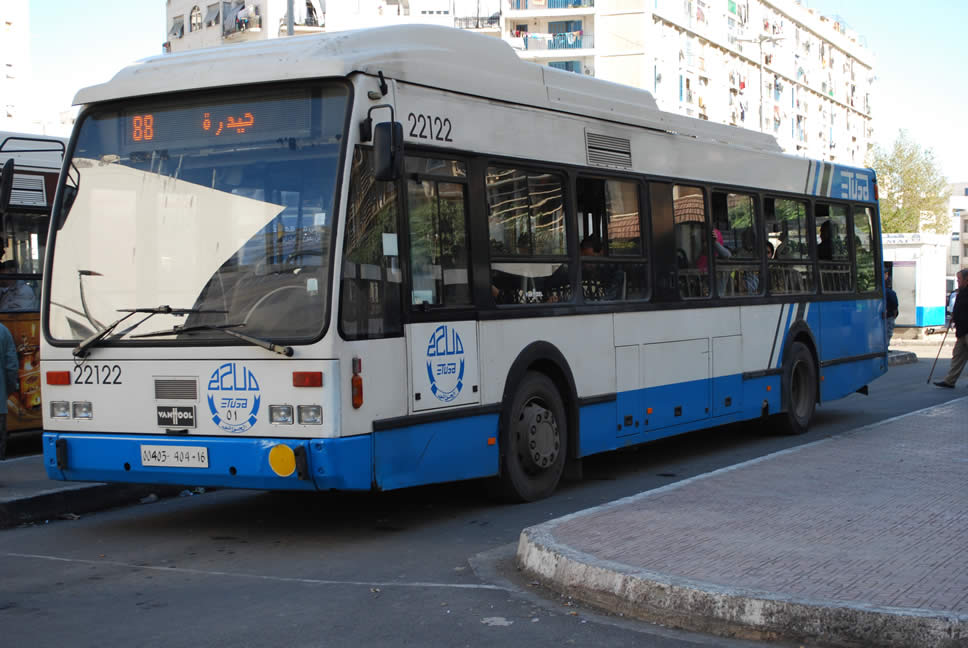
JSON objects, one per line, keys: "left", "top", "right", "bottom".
{"left": 776, "top": 341, "right": 816, "bottom": 436}
{"left": 499, "top": 371, "right": 567, "bottom": 502}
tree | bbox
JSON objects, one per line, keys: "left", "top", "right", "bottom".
{"left": 867, "top": 130, "right": 948, "bottom": 234}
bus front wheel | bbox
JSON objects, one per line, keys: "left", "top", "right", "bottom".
{"left": 499, "top": 371, "right": 567, "bottom": 502}
{"left": 776, "top": 341, "right": 816, "bottom": 436}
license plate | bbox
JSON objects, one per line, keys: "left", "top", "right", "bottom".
{"left": 140, "top": 444, "right": 209, "bottom": 468}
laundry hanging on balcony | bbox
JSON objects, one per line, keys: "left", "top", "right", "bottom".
{"left": 524, "top": 30, "right": 583, "bottom": 41}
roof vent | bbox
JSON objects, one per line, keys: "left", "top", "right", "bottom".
{"left": 585, "top": 131, "right": 632, "bottom": 170}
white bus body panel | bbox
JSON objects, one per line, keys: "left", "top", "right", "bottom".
{"left": 43, "top": 357, "right": 341, "bottom": 439}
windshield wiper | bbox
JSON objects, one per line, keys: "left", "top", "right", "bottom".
{"left": 131, "top": 323, "right": 294, "bottom": 357}
{"left": 72, "top": 305, "right": 228, "bottom": 358}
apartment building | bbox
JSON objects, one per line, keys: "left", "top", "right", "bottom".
{"left": 0, "top": 0, "right": 30, "bottom": 130}
{"left": 163, "top": 0, "right": 873, "bottom": 164}
{"left": 948, "top": 182, "right": 968, "bottom": 292}
{"left": 501, "top": 0, "right": 873, "bottom": 165}
{"left": 164, "top": 1, "right": 456, "bottom": 53}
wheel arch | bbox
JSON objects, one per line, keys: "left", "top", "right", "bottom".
{"left": 500, "top": 341, "right": 580, "bottom": 462}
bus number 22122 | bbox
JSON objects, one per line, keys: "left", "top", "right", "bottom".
{"left": 408, "top": 112, "right": 453, "bottom": 142}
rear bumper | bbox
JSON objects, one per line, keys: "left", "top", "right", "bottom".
{"left": 42, "top": 432, "right": 373, "bottom": 491}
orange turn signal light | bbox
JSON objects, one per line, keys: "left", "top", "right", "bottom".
{"left": 47, "top": 371, "right": 70, "bottom": 385}
{"left": 292, "top": 371, "right": 323, "bottom": 387}
{"left": 351, "top": 374, "right": 363, "bottom": 409}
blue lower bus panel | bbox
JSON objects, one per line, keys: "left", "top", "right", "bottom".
{"left": 43, "top": 432, "right": 372, "bottom": 491}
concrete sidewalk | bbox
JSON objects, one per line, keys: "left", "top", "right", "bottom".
{"left": 0, "top": 454, "right": 179, "bottom": 529}
{"left": 518, "top": 397, "right": 968, "bottom": 648}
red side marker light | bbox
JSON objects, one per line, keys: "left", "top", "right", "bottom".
{"left": 292, "top": 371, "right": 323, "bottom": 387}
{"left": 47, "top": 371, "right": 71, "bottom": 385}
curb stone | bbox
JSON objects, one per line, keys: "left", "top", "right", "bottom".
{"left": 0, "top": 483, "right": 182, "bottom": 529}
{"left": 517, "top": 526, "right": 966, "bottom": 648}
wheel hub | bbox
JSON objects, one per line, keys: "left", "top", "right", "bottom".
{"left": 516, "top": 400, "right": 559, "bottom": 472}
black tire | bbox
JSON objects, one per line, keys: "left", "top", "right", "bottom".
{"left": 776, "top": 341, "right": 817, "bottom": 435}
{"left": 498, "top": 371, "right": 567, "bottom": 502}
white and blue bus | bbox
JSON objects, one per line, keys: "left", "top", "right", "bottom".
{"left": 31, "top": 26, "right": 886, "bottom": 501}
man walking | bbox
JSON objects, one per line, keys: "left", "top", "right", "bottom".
{"left": 884, "top": 269, "right": 898, "bottom": 347}
{"left": 935, "top": 268, "right": 968, "bottom": 389}
{"left": 0, "top": 320, "right": 18, "bottom": 459}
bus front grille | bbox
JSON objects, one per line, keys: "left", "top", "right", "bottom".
{"left": 154, "top": 378, "right": 198, "bottom": 401}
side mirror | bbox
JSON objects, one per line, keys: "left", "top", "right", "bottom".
{"left": 373, "top": 121, "right": 403, "bottom": 182}
{"left": 0, "top": 158, "right": 14, "bottom": 216}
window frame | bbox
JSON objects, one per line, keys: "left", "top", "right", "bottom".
{"left": 851, "top": 204, "right": 880, "bottom": 295}
{"left": 484, "top": 162, "right": 572, "bottom": 307}
{"left": 709, "top": 187, "right": 764, "bottom": 299}
{"left": 401, "top": 153, "right": 475, "bottom": 319}
{"left": 672, "top": 183, "right": 712, "bottom": 301}
{"left": 762, "top": 194, "right": 818, "bottom": 297}
{"left": 190, "top": 6, "right": 203, "bottom": 32}
{"left": 574, "top": 173, "right": 652, "bottom": 303}
{"left": 815, "top": 199, "right": 854, "bottom": 294}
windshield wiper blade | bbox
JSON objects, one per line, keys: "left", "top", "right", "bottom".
{"left": 72, "top": 305, "right": 229, "bottom": 357}
{"left": 117, "top": 305, "right": 228, "bottom": 316}
{"left": 73, "top": 312, "right": 136, "bottom": 358}
{"left": 131, "top": 323, "right": 294, "bottom": 357}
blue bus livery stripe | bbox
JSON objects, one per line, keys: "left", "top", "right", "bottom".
{"left": 43, "top": 339, "right": 886, "bottom": 494}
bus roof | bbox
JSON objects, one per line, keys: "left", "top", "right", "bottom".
{"left": 75, "top": 25, "right": 785, "bottom": 155}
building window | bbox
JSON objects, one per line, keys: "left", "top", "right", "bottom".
{"left": 190, "top": 6, "right": 203, "bottom": 32}
{"left": 169, "top": 15, "right": 185, "bottom": 39}
{"left": 548, "top": 60, "right": 581, "bottom": 74}
{"left": 953, "top": 256, "right": 960, "bottom": 266}
{"left": 204, "top": 3, "right": 220, "bottom": 26}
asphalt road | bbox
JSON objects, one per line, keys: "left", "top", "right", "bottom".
{"left": 0, "top": 349, "right": 961, "bottom": 648}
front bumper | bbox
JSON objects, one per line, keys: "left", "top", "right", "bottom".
{"left": 43, "top": 432, "right": 373, "bottom": 491}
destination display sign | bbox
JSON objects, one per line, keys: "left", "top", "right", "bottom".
{"left": 123, "top": 93, "right": 312, "bottom": 149}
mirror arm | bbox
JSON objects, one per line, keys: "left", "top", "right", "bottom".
{"left": 359, "top": 103, "right": 395, "bottom": 143}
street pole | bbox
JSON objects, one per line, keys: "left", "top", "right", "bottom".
{"left": 287, "top": 0, "right": 295, "bottom": 36}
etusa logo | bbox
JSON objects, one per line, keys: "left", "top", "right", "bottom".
{"left": 206, "top": 363, "right": 261, "bottom": 433}
{"left": 426, "top": 325, "right": 464, "bottom": 403}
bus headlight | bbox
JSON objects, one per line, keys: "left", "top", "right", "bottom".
{"left": 269, "top": 405, "right": 294, "bottom": 424}
{"left": 297, "top": 405, "right": 322, "bottom": 425}
{"left": 72, "top": 401, "right": 93, "bottom": 419}
{"left": 50, "top": 401, "right": 71, "bottom": 418}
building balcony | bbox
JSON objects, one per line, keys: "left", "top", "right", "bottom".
{"left": 455, "top": 16, "right": 500, "bottom": 30}
{"left": 509, "top": 32, "right": 594, "bottom": 55}
{"left": 505, "top": 0, "right": 596, "bottom": 16}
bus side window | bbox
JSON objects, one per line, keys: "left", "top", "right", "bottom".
{"left": 672, "top": 184, "right": 709, "bottom": 299}
{"left": 575, "top": 177, "right": 648, "bottom": 302}
{"left": 405, "top": 157, "right": 471, "bottom": 307}
{"left": 816, "top": 202, "right": 852, "bottom": 293}
{"left": 763, "top": 197, "right": 814, "bottom": 295}
{"left": 710, "top": 190, "right": 760, "bottom": 297}
{"left": 485, "top": 166, "right": 569, "bottom": 305}
{"left": 339, "top": 147, "right": 403, "bottom": 339}
{"left": 852, "top": 206, "right": 877, "bottom": 293}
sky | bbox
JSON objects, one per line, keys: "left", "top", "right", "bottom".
{"left": 25, "top": 0, "right": 968, "bottom": 181}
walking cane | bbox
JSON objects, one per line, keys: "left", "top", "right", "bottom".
{"left": 927, "top": 324, "right": 951, "bottom": 384}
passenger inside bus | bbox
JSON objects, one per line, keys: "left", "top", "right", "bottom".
{"left": 817, "top": 220, "right": 833, "bottom": 260}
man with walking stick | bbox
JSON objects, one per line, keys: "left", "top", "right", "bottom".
{"left": 934, "top": 268, "right": 968, "bottom": 388}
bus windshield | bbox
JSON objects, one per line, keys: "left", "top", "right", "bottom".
{"left": 47, "top": 83, "right": 348, "bottom": 344}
